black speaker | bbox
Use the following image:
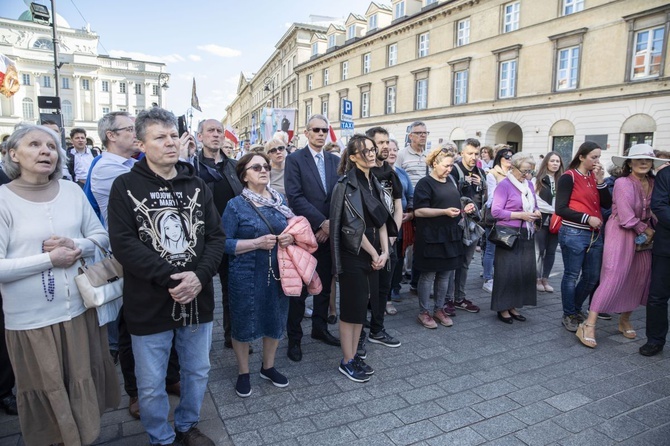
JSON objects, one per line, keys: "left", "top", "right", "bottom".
{"left": 38, "top": 96, "right": 61, "bottom": 109}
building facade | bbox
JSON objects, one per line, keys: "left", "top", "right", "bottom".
{"left": 0, "top": 10, "right": 169, "bottom": 146}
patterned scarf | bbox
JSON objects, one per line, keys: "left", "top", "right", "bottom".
{"left": 242, "top": 187, "right": 295, "bottom": 219}
{"left": 507, "top": 172, "right": 535, "bottom": 234}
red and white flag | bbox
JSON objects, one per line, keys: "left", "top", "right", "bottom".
{"left": 325, "top": 120, "right": 344, "bottom": 150}
{"left": 224, "top": 126, "right": 238, "bottom": 145}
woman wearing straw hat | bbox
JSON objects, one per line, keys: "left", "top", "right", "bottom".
{"left": 576, "top": 144, "right": 666, "bottom": 348}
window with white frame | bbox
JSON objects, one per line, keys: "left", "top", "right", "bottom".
{"left": 369, "top": 14, "right": 378, "bottom": 30}
{"left": 62, "top": 77, "right": 70, "bottom": 89}
{"left": 305, "top": 102, "right": 312, "bottom": 123}
{"left": 342, "top": 61, "right": 348, "bottom": 80}
{"left": 457, "top": 18, "right": 470, "bottom": 46}
{"left": 395, "top": 1, "right": 405, "bottom": 19}
{"left": 323, "top": 68, "right": 329, "bottom": 86}
{"left": 22, "top": 73, "right": 30, "bottom": 85}
{"left": 503, "top": 2, "right": 520, "bottom": 33}
{"left": 363, "top": 53, "right": 371, "bottom": 74}
{"left": 388, "top": 43, "right": 398, "bottom": 66}
{"left": 499, "top": 60, "right": 517, "bottom": 98}
{"left": 102, "top": 107, "right": 110, "bottom": 114}
{"left": 81, "top": 79, "right": 90, "bottom": 90}
{"left": 425, "top": 0, "right": 438, "bottom": 5}
{"left": 415, "top": 79, "right": 428, "bottom": 110}
{"left": 454, "top": 70, "right": 468, "bottom": 104}
{"left": 102, "top": 80, "right": 109, "bottom": 92}
{"left": 312, "top": 42, "right": 318, "bottom": 56}
{"left": 135, "top": 83, "right": 142, "bottom": 95}
{"left": 418, "top": 33, "right": 430, "bottom": 58}
{"left": 556, "top": 46, "right": 580, "bottom": 90}
{"left": 631, "top": 26, "right": 665, "bottom": 80}
{"left": 152, "top": 84, "right": 160, "bottom": 95}
{"left": 347, "top": 25, "right": 356, "bottom": 40}
{"left": 307, "top": 74, "right": 313, "bottom": 90}
{"left": 62, "top": 100, "right": 73, "bottom": 125}
{"left": 119, "top": 82, "right": 127, "bottom": 93}
{"left": 42, "top": 75, "right": 51, "bottom": 88}
{"left": 22, "top": 98, "right": 34, "bottom": 120}
{"left": 321, "top": 99, "right": 329, "bottom": 118}
{"left": 328, "top": 34, "right": 336, "bottom": 48}
{"left": 361, "top": 90, "right": 370, "bottom": 118}
{"left": 562, "top": 0, "right": 584, "bottom": 16}
{"left": 385, "top": 85, "right": 396, "bottom": 114}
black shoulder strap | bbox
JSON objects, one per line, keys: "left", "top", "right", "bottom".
{"left": 245, "top": 198, "right": 275, "bottom": 235}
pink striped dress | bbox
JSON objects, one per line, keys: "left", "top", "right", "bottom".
{"left": 591, "top": 176, "right": 654, "bottom": 313}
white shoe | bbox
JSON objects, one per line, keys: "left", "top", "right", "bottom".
{"left": 482, "top": 280, "right": 493, "bottom": 294}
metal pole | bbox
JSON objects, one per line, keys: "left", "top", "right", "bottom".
{"left": 51, "top": 0, "right": 60, "bottom": 98}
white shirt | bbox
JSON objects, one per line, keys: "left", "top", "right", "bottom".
{"left": 70, "top": 147, "right": 95, "bottom": 182}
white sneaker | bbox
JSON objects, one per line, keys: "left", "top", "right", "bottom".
{"left": 482, "top": 280, "right": 493, "bottom": 294}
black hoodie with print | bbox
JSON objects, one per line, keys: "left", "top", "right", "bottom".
{"left": 108, "top": 158, "right": 225, "bottom": 335}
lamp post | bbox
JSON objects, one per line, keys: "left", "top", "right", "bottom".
{"left": 263, "top": 77, "right": 275, "bottom": 108}
{"left": 157, "top": 72, "right": 170, "bottom": 108}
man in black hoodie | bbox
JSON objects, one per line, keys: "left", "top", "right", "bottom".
{"left": 108, "top": 108, "right": 225, "bottom": 446}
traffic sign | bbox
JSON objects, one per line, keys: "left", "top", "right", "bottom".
{"left": 341, "top": 99, "right": 354, "bottom": 136}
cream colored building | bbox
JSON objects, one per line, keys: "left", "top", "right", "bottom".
{"left": 0, "top": 10, "right": 168, "bottom": 146}
{"left": 257, "top": 0, "right": 668, "bottom": 166}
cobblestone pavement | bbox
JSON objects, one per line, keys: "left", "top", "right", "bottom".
{"left": 1, "top": 253, "right": 669, "bottom": 446}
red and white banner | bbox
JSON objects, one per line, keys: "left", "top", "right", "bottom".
{"left": 0, "top": 54, "right": 19, "bottom": 98}
{"left": 224, "top": 126, "right": 238, "bottom": 145}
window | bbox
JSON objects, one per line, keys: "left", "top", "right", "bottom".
{"left": 152, "top": 84, "right": 160, "bottom": 96}
{"left": 556, "top": 46, "right": 580, "bottom": 90}
{"left": 119, "top": 82, "right": 127, "bottom": 93}
{"left": 305, "top": 103, "right": 312, "bottom": 123}
{"left": 101, "top": 80, "right": 109, "bottom": 92}
{"left": 323, "top": 69, "right": 329, "bottom": 86}
{"left": 307, "top": 74, "right": 313, "bottom": 91}
{"left": 395, "top": 1, "right": 405, "bottom": 19}
{"left": 552, "top": 136, "right": 574, "bottom": 168}
{"left": 457, "top": 19, "right": 470, "bottom": 46}
{"left": 454, "top": 70, "right": 468, "bottom": 104}
{"left": 42, "top": 75, "right": 51, "bottom": 88}
{"left": 562, "top": 0, "right": 584, "bottom": 16}
{"left": 369, "top": 14, "right": 378, "bottom": 30}
{"left": 341, "top": 61, "right": 348, "bottom": 80}
{"left": 425, "top": 0, "right": 438, "bottom": 5}
{"left": 312, "top": 42, "right": 319, "bottom": 56}
{"left": 62, "top": 77, "right": 70, "bottom": 89}
{"left": 363, "top": 53, "right": 371, "bottom": 74}
{"left": 418, "top": 33, "right": 430, "bottom": 58}
{"left": 62, "top": 100, "right": 73, "bottom": 126}
{"left": 81, "top": 79, "right": 90, "bottom": 90}
{"left": 361, "top": 91, "right": 370, "bottom": 118}
{"left": 503, "top": 2, "right": 520, "bottom": 33}
{"left": 102, "top": 107, "right": 110, "bottom": 114}
{"left": 321, "top": 99, "right": 329, "bottom": 118}
{"left": 33, "top": 38, "right": 53, "bottom": 51}
{"left": 347, "top": 25, "right": 356, "bottom": 40}
{"left": 328, "top": 34, "right": 336, "bottom": 48}
{"left": 388, "top": 43, "right": 398, "bottom": 67}
{"left": 385, "top": 85, "right": 396, "bottom": 114}
{"left": 22, "top": 73, "right": 30, "bottom": 85}
{"left": 415, "top": 79, "right": 428, "bottom": 110}
{"left": 499, "top": 60, "right": 517, "bottom": 98}
{"left": 631, "top": 26, "right": 665, "bottom": 79}
{"left": 22, "top": 98, "right": 34, "bottom": 120}
{"left": 135, "top": 83, "right": 142, "bottom": 95}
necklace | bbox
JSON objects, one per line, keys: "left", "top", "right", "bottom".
{"left": 267, "top": 250, "right": 280, "bottom": 285}
{"left": 41, "top": 243, "right": 55, "bottom": 301}
{"left": 172, "top": 299, "right": 200, "bottom": 331}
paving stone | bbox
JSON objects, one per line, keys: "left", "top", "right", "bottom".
{"left": 276, "top": 398, "right": 328, "bottom": 421}
{"left": 297, "top": 426, "right": 357, "bottom": 446}
{"left": 507, "top": 384, "right": 555, "bottom": 405}
{"left": 544, "top": 390, "right": 592, "bottom": 412}
{"left": 257, "top": 418, "right": 318, "bottom": 443}
{"left": 385, "top": 419, "right": 444, "bottom": 446}
{"left": 224, "top": 410, "right": 280, "bottom": 435}
{"left": 513, "top": 420, "right": 571, "bottom": 445}
{"left": 394, "top": 401, "right": 446, "bottom": 424}
{"left": 593, "top": 415, "right": 649, "bottom": 441}
{"left": 582, "top": 397, "right": 633, "bottom": 419}
{"left": 621, "top": 423, "right": 670, "bottom": 446}
{"left": 470, "top": 396, "right": 521, "bottom": 419}
{"left": 357, "top": 394, "right": 409, "bottom": 417}
{"left": 311, "top": 406, "right": 366, "bottom": 430}
{"left": 399, "top": 384, "right": 448, "bottom": 405}
{"left": 430, "top": 407, "right": 484, "bottom": 433}
{"left": 470, "top": 413, "right": 527, "bottom": 440}
{"left": 552, "top": 406, "right": 606, "bottom": 433}
{"left": 471, "top": 380, "right": 519, "bottom": 400}
{"left": 557, "top": 428, "right": 617, "bottom": 446}
{"left": 510, "top": 401, "right": 562, "bottom": 425}
{"left": 627, "top": 401, "right": 670, "bottom": 427}
{"left": 229, "top": 431, "right": 263, "bottom": 446}
{"left": 347, "top": 412, "right": 404, "bottom": 438}
{"left": 426, "top": 427, "right": 487, "bottom": 446}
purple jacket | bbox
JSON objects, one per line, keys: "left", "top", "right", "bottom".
{"left": 492, "top": 178, "right": 538, "bottom": 228}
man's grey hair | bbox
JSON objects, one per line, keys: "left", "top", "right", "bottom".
{"left": 98, "top": 111, "right": 131, "bottom": 147}
{"left": 510, "top": 152, "right": 535, "bottom": 170}
{"left": 196, "top": 118, "right": 223, "bottom": 135}
{"left": 306, "top": 114, "right": 328, "bottom": 129}
{"left": 3, "top": 125, "right": 63, "bottom": 181}
{"left": 463, "top": 138, "right": 481, "bottom": 150}
{"left": 409, "top": 121, "right": 426, "bottom": 132}
{"left": 135, "top": 107, "right": 177, "bottom": 142}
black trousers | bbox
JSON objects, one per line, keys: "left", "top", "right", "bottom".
{"left": 218, "top": 255, "right": 232, "bottom": 344}
{"left": 645, "top": 254, "right": 670, "bottom": 346}
{"left": 370, "top": 242, "right": 396, "bottom": 334}
{"left": 0, "top": 294, "right": 15, "bottom": 398}
{"left": 118, "top": 306, "right": 181, "bottom": 398}
{"left": 287, "top": 242, "right": 331, "bottom": 343}
{"left": 390, "top": 239, "right": 404, "bottom": 296}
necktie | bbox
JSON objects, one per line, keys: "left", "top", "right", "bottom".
{"left": 316, "top": 153, "right": 327, "bottom": 191}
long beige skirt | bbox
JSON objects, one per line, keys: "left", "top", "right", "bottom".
{"left": 6, "top": 309, "right": 120, "bottom": 446}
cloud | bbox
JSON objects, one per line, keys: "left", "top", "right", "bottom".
{"left": 188, "top": 54, "right": 202, "bottom": 62}
{"left": 196, "top": 44, "right": 241, "bottom": 58}
{"left": 108, "top": 50, "right": 184, "bottom": 64}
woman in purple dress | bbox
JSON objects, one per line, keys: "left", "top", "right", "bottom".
{"left": 577, "top": 145, "right": 666, "bottom": 348}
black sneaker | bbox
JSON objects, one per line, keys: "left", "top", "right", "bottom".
{"left": 354, "top": 354, "right": 374, "bottom": 375}
{"left": 260, "top": 366, "right": 289, "bottom": 388}
{"left": 357, "top": 336, "right": 367, "bottom": 359}
{"left": 368, "top": 330, "right": 401, "bottom": 348}
{"left": 339, "top": 359, "right": 370, "bottom": 383}
{"left": 235, "top": 373, "right": 252, "bottom": 398}
{"left": 175, "top": 426, "right": 215, "bottom": 446}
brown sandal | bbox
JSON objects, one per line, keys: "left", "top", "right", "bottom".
{"left": 576, "top": 322, "right": 597, "bottom": 348}
{"left": 618, "top": 321, "right": 636, "bottom": 339}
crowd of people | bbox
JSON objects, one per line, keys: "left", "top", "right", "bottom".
{"left": 0, "top": 109, "right": 669, "bottom": 445}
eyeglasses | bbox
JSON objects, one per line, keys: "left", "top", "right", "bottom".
{"left": 111, "top": 126, "right": 135, "bottom": 133}
{"left": 517, "top": 167, "right": 535, "bottom": 176}
{"left": 246, "top": 163, "right": 272, "bottom": 172}
{"left": 268, "top": 146, "right": 286, "bottom": 154}
{"left": 357, "top": 147, "right": 377, "bottom": 157}
{"left": 411, "top": 131, "right": 430, "bottom": 136}
{"left": 309, "top": 127, "right": 329, "bottom": 134}
{"left": 502, "top": 153, "right": 513, "bottom": 160}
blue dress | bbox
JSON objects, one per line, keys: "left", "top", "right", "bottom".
{"left": 222, "top": 196, "right": 289, "bottom": 342}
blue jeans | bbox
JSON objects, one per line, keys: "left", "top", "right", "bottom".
{"left": 483, "top": 227, "right": 495, "bottom": 281}
{"left": 106, "top": 311, "right": 121, "bottom": 351}
{"left": 131, "top": 323, "right": 213, "bottom": 445}
{"left": 559, "top": 226, "right": 603, "bottom": 317}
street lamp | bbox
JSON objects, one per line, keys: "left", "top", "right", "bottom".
{"left": 157, "top": 72, "right": 170, "bottom": 107}
{"left": 263, "top": 77, "right": 275, "bottom": 108}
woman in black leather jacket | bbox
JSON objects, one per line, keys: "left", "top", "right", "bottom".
{"left": 330, "top": 134, "right": 395, "bottom": 383}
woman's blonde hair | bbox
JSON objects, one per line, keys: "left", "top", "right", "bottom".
{"left": 426, "top": 147, "right": 454, "bottom": 167}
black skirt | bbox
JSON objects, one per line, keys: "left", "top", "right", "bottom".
{"left": 491, "top": 228, "right": 537, "bottom": 311}
{"left": 338, "top": 233, "right": 380, "bottom": 324}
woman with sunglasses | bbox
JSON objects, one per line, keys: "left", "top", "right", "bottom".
{"left": 481, "top": 146, "right": 513, "bottom": 293}
{"left": 534, "top": 152, "right": 565, "bottom": 293}
{"left": 266, "top": 137, "right": 288, "bottom": 194}
{"left": 555, "top": 141, "right": 611, "bottom": 333}
{"left": 491, "top": 152, "right": 541, "bottom": 323}
{"left": 222, "top": 153, "right": 295, "bottom": 397}
{"left": 330, "top": 134, "right": 395, "bottom": 383}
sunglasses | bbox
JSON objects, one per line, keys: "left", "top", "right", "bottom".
{"left": 246, "top": 163, "right": 272, "bottom": 172}
{"left": 502, "top": 153, "right": 513, "bottom": 159}
{"left": 310, "top": 127, "right": 329, "bottom": 134}
{"left": 268, "top": 146, "right": 286, "bottom": 154}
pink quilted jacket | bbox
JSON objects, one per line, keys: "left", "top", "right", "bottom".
{"left": 278, "top": 216, "right": 323, "bottom": 297}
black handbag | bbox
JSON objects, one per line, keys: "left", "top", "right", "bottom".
{"left": 487, "top": 224, "right": 520, "bottom": 250}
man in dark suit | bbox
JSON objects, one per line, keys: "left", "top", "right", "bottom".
{"left": 284, "top": 114, "right": 340, "bottom": 361}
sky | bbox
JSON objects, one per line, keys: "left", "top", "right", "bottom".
{"left": 1, "top": 0, "right": 371, "bottom": 121}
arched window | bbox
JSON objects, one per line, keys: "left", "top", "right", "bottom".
{"left": 22, "top": 98, "right": 35, "bottom": 120}
{"left": 33, "top": 38, "right": 54, "bottom": 51}
{"left": 62, "top": 100, "right": 73, "bottom": 126}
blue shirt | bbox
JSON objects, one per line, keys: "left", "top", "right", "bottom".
{"left": 91, "top": 152, "right": 136, "bottom": 228}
